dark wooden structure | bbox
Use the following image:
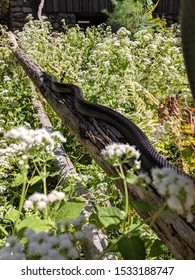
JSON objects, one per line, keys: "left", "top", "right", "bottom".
{"left": 43, "top": 0, "right": 113, "bottom": 13}
{"left": 154, "top": 0, "right": 180, "bottom": 23}
{"left": 42, "top": 0, "right": 114, "bottom": 29}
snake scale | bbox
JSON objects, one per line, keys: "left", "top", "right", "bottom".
{"left": 44, "top": 0, "right": 194, "bottom": 181}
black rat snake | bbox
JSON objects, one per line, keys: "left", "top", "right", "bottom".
{"left": 44, "top": 0, "right": 194, "bottom": 181}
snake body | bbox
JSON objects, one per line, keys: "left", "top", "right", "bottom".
{"left": 43, "top": 0, "right": 194, "bottom": 180}
{"left": 44, "top": 73, "right": 193, "bottom": 180}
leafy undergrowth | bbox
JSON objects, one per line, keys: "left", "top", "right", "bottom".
{"left": 0, "top": 19, "right": 194, "bottom": 260}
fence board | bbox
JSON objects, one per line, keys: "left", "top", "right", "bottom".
{"left": 93, "top": 0, "right": 99, "bottom": 12}
{"left": 44, "top": 0, "right": 53, "bottom": 12}
{"left": 53, "top": 1, "right": 60, "bottom": 13}
{"left": 66, "top": 0, "right": 73, "bottom": 12}
{"left": 43, "top": 0, "right": 113, "bottom": 13}
{"left": 59, "top": 0, "right": 67, "bottom": 11}
{"left": 155, "top": 0, "right": 180, "bottom": 15}
{"left": 73, "top": 0, "right": 80, "bottom": 13}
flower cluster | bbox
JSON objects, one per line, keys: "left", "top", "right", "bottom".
{"left": 151, "top": 168, "right": 195, "bottom": 221}
{"left": 0, "top": 127, "right": 66, "bottom": 169}
{"left": 5, "top": 126, "right": 66, "bottom": 153}
{"left": 101, "top": 143, "right": 141, "bottom": 170}
{"left": 24, "top": 229, "right": 79, "bottom": 260}
{"left": 24, "top": 190, "right": 65, "bottom": 211}
{"left": 0, "top": 236, "right": 25, "bottom": 260}
{"left": 0, "top": 219, "right": 96, "bottom": 260}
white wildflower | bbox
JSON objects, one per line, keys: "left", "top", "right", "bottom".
{"left": 104, "top": 61, "right": 110, "bottom": 67}
{"left": 168, "top": 183, "right": 180, "bottom": 195}
{"left": 137, "top": 172, "right": 151, "bottom": 186}
{"left": 47, "top": 190, "right": 65, "bottom": 203}
{"left": 74, "top": 231, "right": 85, "bottom": 240}
{"left": 18, "top": 160, "right": 24, "bottom": 166}
{"left": 27, "top": 242, "right": 41, "bottom": 255}
{"left": 21, "top": 154, "right": 28, "bottom": 160}
{"left": 117, "top": 27, "right": 131, "bottom": 37}
{"left": 4, "top": 127, "right": 65, "bottom": 155}
{"left": 37, "top": 200, "right": 48, "bottom": 211}
{"left": 24, "top": 192, "right": 48, "bottom": 211}
{"left": 67, "top": 247, "right": 79, "bottom": 259}
{"left": 51, "top": 131, "right": 66, "bottom": 143}
{"left": 23, "top": 200, "right": 33, "bottom": 210}
{"left": 3, "top": 75, "right": 11, "bottom": 82}
{"left": 0, "top": 89, "right": 9, "bottom": 95}
{"left": 59, "top": 235, "right": 73, "bottom": 250}
{"left": 27, "top": 192, "right": 48, "bottom": 203}
{"left": 47, "top": 249, "right": 64, "bottom": 260}
{"left": 101, "top": 143, "right": 140, "bottom": 160}
{"left": 116, "top": 107, "right": 126, "bottom": 114}
{"left": 151, "top": 168, "right": 195, "bottom": 217}
{"left": 167, "top": 196, "right": 183, "bottom": 214}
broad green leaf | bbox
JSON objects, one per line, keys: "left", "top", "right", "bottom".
{"left": 29, "top": 175, "right": 42, "bottom": 185}
{"left": 126, "top": 172, "right": 137, "bottom": 184}
{"left": 49, "top": 170, "right": 61, "bottom": 177}
{"left": 97, "top": 206, "right": 125, "bottom": 229}
{"left": 70, "top": 197, "right": 86, "bottom": 203}
{"left": 105, "top": 238, "right": 119, "bottom": 253}
{"left": 131, "top": 200, "right": 154, "bottom": 211}
{"left": 11, "top": 173, "right": 24, "bottom": 187}
{"left": 181, "top": 148, "right": 193, "bottom": 162}
{"left": 88, "top": 213, "right": 103, "bottom": 229}
{"left": 17, "top": 217, "right": 52, "bottom": 233}
{"left": 3, "top": 209, "right": 20, "bottom": 223}
{"left": 118, "top": 236, "right": 146, "bottom": 260}
{"left": 149, "top": 239, "right": 166, "bottom": 258}
{"left": 54, "top": 200, "right": 86, "bottom": 222}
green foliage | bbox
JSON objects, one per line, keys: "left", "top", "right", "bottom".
{"left": 104, "top": 0, "right": 166, "bottom": 34}
{"left": 117, "top": 236, "right": 146, "bottom": 260}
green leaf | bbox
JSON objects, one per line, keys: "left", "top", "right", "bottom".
{"left": 11, "top": 173, "right": 24, "bottom": 187}
{"left": 17, "top": 217, "right": 52, "bottom": 233}
{"left": 149, "top": 239, "right": 166, "bottom": 258}
{"left": 53, "top": 200, "right": 86, "bottom": 222}
{"left": 3, "top": 209, "right": 20, "bottom": 223}
{"left": 181, "top": 148, "right": 193, "bottom": 162}
{"left": 97, "top": 206, "right": 125, "bottom": 229}
{"left": 29, "top": 175, "right": 42, "bottom": 185}
{"left": 88, "top": 213, "right": 103, "bottom": 228}
{"left": 105, "top": 238, "right": 119, "bottom": 253}
{"left": 118, "top": 236, "right": 146, "bottom": 260}
{"left": 126, "top": 172, "right": 137, "bottom": 184}
{"left": 70, "top": 197, "right": 86, "bottom": 203}
{"left": 49, "top": 170, "right": 61, "bottom": 177}
{"left": 131, "top": 200, "right": 154, "bottom": 211}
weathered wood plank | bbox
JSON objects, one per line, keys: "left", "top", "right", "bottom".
{"left": 44, "top": 0, "right": 53, "bottom": 13}
{"left": 59, "top": 0, "right": 67, "bottom": 11}
{"left": 72, "top": 0, "right": 80, "bottom": 13}
{"left": 93, "top": 0, "right": 99, "bottom": 12}
{"left": 99, "top": 0, "right": 106, "bottom": 11}
{"left": 53, "top": 0, "right": 60, "bottom": 12}
{"left": 41, "top": 0, "right": 115, "bottom": 14}
{"left": 66, "top": 0, "right": 73, "bottom": 12}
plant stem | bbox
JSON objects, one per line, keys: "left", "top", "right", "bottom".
{"left": 118, "top": 164, "right": 129, "bottom": 233}
{"left": 0, "top": 224, "right": 9, "bottom": 236}
{"left": 14, "top": 170, "right": 28, "bottom": 234}
{"left": 42, "top": 159, "right": 48, "bottom": 219}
